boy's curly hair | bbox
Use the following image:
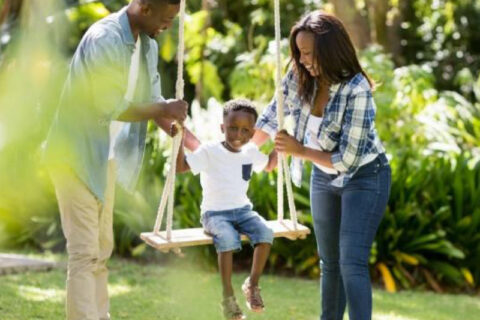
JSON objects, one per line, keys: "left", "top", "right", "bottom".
{"left": 223, "top": 99, "right": 259, "bottom": 122}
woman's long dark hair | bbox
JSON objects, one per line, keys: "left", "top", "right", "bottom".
{"left": 289, "top": 11, "right": 374, "bottom": 103}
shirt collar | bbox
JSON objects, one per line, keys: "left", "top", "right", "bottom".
{"left": 118, "top": 6, "right": 135, "bottom": 46}
{"left": 329, "top": 83, "right": 341, "bottom": 94}
{"left": 119, "top": 7, "right": 152, "bottom": 55}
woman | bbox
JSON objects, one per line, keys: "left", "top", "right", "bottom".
{"left": 253, "top": 11, "right": 391, "bottom": 320}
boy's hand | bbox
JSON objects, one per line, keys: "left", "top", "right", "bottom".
{"left": 170, "top": 122, "right": 185, "bottom": 139}
{"left": 170, "top": 122, "right": 179, "bottom": 137}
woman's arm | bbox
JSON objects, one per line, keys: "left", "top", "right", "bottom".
{"left": 255, "top": 70, "right": 297, "bottom": 146}
{"left": 329, "top": 90, "right": 374, "bottom": 172}
{"left": 274, "top": 130, "right": 334, "bottom": 169}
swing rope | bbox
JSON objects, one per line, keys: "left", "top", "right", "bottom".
{"left": 153, "top": 0, "right": 186, "bottom": 239}
{"left": 274, "top": 0, "right": 298, "bottom": 229}
{"left": 152, "top": 0, "right": 299, "bottom": 241}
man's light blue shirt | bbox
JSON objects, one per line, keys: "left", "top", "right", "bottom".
{"left": 45, "top": 7, "right": 164, "bottom": 202}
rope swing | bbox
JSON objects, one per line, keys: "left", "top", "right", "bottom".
{"left": 141, "top": 0, "right": 310, "bottom": 252}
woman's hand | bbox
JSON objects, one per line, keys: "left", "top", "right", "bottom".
{"left": 274, "top": 130, "right": 304, "bottom": 157}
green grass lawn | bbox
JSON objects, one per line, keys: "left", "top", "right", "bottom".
{"left": 1, "top": 253, "right": 479, "bottom": 320}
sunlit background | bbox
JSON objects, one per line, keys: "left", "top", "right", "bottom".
{"left": 0, "top": 1, "right": 479, "bottom": 318}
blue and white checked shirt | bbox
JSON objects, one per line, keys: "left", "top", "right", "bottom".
{"left": 256, "top": 69, "right": 386, "bottom": 188}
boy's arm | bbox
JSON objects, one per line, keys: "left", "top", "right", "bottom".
{"left": 171, "top": 124, "right": 191, "bottom": 173}
{"left": 155, "top": 117, "right": 201, "bottom": 151}
{"left": 264, "top": 150, "right": 278, "bottom": 172}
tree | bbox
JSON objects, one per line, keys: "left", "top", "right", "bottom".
{"left": 331, "top": 0, "right": 371, "bottom": 49}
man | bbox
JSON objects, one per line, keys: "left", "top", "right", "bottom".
{"left": 44, "top": 1, "right": 199, "bottom": 319}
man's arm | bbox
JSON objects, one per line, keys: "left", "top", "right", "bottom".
{"left": 117, "top": 99, "right": 188, "bottom": 123}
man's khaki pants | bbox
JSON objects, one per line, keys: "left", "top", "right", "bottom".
{"left": 51, "top": 161, "right": 116, "bottom": 320}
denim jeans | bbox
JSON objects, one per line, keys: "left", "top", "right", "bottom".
{"left": 310, "top": 154, "right": 391, "bottom": 320}
{"left": 201, "top": 205, "right": 274, "bottom": 253}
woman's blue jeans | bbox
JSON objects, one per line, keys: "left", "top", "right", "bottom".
{"left": 310, "top": 154, "right": 391, "bottom": 320}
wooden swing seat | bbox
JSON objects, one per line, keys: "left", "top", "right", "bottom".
{"left": 140, "top": 219, "right": 310, "bottom": 251}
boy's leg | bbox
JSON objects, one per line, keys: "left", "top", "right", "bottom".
{"left": 236, "top": 207, "right": 274, "bottom": 285}
{"left": 236, "top": 207, "right": 274, "bottom": 312}
{"left": 219, "top": 253, "right": 245, "bottom": 319}
{"left": 218, "top": 251, "right": 234, "bottom": 298}
{"left": 202, "top": 212, "right": 241, "bottom": 297}
{"left": 202, "top": 211, "right": 244, "bottom": 319}
{"left": 250, "top": 243, "right": 271, "bottom": 286}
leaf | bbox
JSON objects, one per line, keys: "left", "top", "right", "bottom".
{"left": 395, "top": 251, "right": 419, "bottom": 266}
{"left": 131, "top": 243, "right": 147, "bottom": 257}
{"left": 461, "top": 268, "right": 475, "bottom": 286}
{"left": 421, "top": 268, "right": 444, "bottom": 293}
{"left": 160, "top": 32, "right": 176, "bottom": 62}
{"left": 377, "top": 262, "right": 396, "bottom": 293}
{"left": 430, "top": 261, "right": 464, "bottom": 285}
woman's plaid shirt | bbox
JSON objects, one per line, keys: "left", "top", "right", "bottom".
{"left": 256, "top": 70, "right": 386, "bottom": 187}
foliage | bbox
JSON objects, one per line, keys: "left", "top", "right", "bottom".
{"left": 362, "top": 46, "right": 480, "bottom": 292}
{"left": 399, "top": 0, "right": 480, "bottom": 91}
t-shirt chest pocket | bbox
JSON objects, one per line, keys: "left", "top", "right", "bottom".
{"left": 242, "top": 163, "right": 253, "bottom": 181}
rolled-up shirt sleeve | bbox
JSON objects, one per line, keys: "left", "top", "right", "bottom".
{"left": 331, "top": 90, "right": 374, "bottom": 172}
{"left": 149, "top": 40, "right": 165, "bottom": 103}
{"left": 79, "top": 29, "right": 130, "bottom": 122}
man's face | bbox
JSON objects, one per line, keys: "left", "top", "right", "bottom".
{"left": 140, "top": 2, "right": 180, "bottom": 38}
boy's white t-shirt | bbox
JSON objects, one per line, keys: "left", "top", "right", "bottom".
{"left": 186, "top": 142, "right": 269, "bottom": 214}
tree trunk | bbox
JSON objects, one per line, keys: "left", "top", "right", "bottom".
{"left": 196, "top": 0, "right": 213, "bottom": 103}
{"left": 369, "top": 0, "right": 405, "bottom": 65}
{"left": 386, "top": 0, "right": 406, "bottom": 65}
{"left": 331, "top": 0, "right": 371, "bottom": 49}
{"left": 369, "top": 0, "right": 388, "bottom": 47}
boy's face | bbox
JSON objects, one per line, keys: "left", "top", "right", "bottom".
{"left": 221, "top": 111, "right": 256, "bottom": 152}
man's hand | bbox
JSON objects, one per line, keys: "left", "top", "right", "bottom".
{"left": 158, "top": 99, "right": 188, "bottom": 122}
{"left": 117, "top": 99, "right": 188, "bottom": 123}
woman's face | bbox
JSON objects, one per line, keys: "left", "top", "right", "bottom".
{"left": 296, "top": 31, "right": 320, "bottom": 77}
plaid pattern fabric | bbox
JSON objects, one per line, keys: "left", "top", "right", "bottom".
{"left": 256, "top": 69, "right": 385, "bottom": 188}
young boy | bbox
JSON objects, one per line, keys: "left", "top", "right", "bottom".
{"left": 174, "top": 99, "right": 277, "bottom": 320}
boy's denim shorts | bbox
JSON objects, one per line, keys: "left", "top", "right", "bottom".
{"left": 201, "top": 205, "right": 274, "bottom": 253}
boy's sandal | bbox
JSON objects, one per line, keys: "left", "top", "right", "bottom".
{"left": 221, "top": 296, "right": 246, "bottom": 320}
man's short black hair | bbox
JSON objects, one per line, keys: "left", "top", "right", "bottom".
{"left": 223, "top": 99, "right": 259, "bottom": 122}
